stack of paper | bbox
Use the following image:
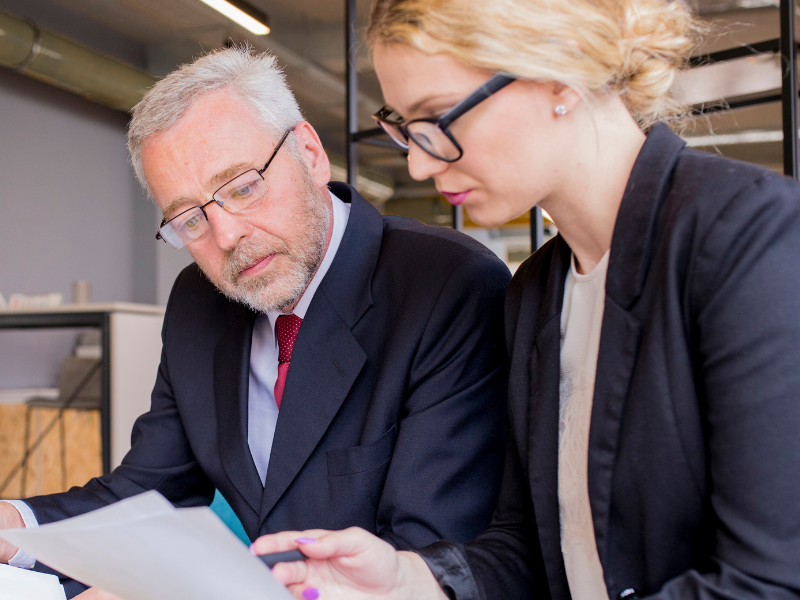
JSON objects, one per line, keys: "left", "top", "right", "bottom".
{"left": 0, "top": 563, "right": 66, "bottom": 600}
{"left": 0, "top": 492, "right": 293, "bottom": 600}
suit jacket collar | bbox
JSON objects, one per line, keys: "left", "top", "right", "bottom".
{"left": 525, "top": 124, "right": 685, "bottom": 598}
{"left": 214, "top": 183, "right": 382, "bottom": 528}
{"left": 606, "top": 122, "right": 685, "bottom": 310}
{"left": 320, "top": 181, "right": 382, "bottom": 328}
{"left": 215, "top": 301, "right": 262, "bottom": 516}
{"left": 258, "top": 183, "right": 380, "bottom": 525}
{"left": 525, "top": 236, "right": 572, "bottom": 599}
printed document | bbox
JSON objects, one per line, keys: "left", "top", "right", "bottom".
{"left": 0, "top": 491, "right": 293, "bottom": 600}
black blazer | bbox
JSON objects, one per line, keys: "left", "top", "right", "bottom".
{"left": 25, "top": 183, "right": 510, "bottom": 594}
{"left": 420, "top": 124, "right": 800, "bottom": 599}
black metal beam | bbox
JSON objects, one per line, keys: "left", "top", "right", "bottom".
{"left": 689, "top": 38, "right": 780, "bottom": 68}
{"left": 345, "top": 0, "right": 358, "bottom": 186}
{"left": 352, "top": 127, "right": 384, "bottom": 142}
{"left": 780, "top": 0, "right": 798, "bottom": 179}
{"left": 358, "top": 137, "right": 406, "bottom": 150}
{"left": 692, "top": 92, "right": 783, "bottom": 115}
{"left": 530, "top": 207, "right": 544, "bottom": 251}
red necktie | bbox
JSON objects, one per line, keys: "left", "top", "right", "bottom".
{"left": 274, "top": 314, "right": 302, "bottom": 409}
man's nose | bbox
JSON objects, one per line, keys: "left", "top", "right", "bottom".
{"left": 406, "top": 143, "right": 449, "bottom": 181}
{"left": 204, "top": 204, "right": 252, "bottom": 251}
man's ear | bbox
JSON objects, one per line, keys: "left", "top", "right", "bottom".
{"left": 294, "top": 121, "right": 331, "bottom": 188}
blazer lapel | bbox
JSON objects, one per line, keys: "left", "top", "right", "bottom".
{"left": 525, "top": 236, "right": 572, "bottom": 599}
{"left": 214, "top": 302, "right": 263, "bottom": 515}
{"left": 257, "top": 183, "right": 382, "bottom": 525}
{"left": 588, "top": 124, "right": 685, "bottom": 565}
{"left": 258, "top": 294, "right": 367, "bottom": 522}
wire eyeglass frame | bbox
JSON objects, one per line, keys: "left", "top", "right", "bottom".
{"left": 155, "top": 127, "right": 294, "bottom": 249}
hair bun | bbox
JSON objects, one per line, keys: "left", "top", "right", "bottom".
{"left": 615, "top": 0, "right": 701, "bottom": 127}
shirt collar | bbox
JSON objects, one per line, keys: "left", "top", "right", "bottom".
{"left": 266, "top": 190, "right": 351, "bottom": 335}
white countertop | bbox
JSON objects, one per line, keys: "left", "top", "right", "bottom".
{"left": 0, "top": 303, "right": 165, "bottom": 316}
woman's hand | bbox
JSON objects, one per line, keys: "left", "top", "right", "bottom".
{"left": 250, "top": 527, "right": 446, "bottom": 600}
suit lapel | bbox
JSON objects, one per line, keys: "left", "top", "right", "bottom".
{"left": 214, "top": 301, "right": 263, "bottom": 514}
{"left": 525, "top": 236, "right": 572, "bottom": 599}
{"left": 257, "top": 183, "right": 382, "bottom": 525}
{"left": 259, "top": 293, "right": 367, "bottom": 522}
{"left": 588, "top": 124, "right": 685, "bottom": 565}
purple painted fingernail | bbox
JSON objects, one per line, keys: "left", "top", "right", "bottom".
{"left": 295, "top": 537, "right": 317, "bottom": 544}
{"left": 249, "top": 544, "right": 257, "bottom": 556}
{"left": 302, "top": 588, "right": 320, "bottom": 600}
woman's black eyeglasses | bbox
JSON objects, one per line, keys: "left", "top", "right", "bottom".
{"left": 372, "top": 73, "right": 516, "bottom": 162}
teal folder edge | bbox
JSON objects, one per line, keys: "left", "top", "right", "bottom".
{"left": 210, "top": 490, "right": 249, "bottom": 545}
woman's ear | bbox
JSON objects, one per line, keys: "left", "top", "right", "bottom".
{"left": 551, "top": 82, "right": 581, "bottom": 114}
{"left": 294, "top": 121, "right": 331, "bottom": 187}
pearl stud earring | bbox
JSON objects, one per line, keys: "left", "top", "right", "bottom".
{"left": 554, "top": 105, "right": 567, "bottom": 116}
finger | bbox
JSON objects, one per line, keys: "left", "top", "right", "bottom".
{"left": 271, "top": 560, "right": 310, "bottom": 586}
{"left": 297, "top": 527, "right": 385, "bottom": 561}
{"left": 288, "top": 583, "right": 318, "bottom": 600}
{"left": 251, "top": 529, "right": 331, "bottom": 555}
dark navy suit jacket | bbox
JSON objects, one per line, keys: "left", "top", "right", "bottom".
{"left": 25, "top": 183, "right": 511, "bottom": 596}
{"left": 419, "top": 124, "right": 800, "bottom": 600}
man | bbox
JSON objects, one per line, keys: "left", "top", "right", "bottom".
{"left": 0, "top": 48, "right": 510, "bottom": 597}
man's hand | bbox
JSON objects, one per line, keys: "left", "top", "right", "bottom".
{"left": 0, "top": 502, "right": 25, "bottom": 563}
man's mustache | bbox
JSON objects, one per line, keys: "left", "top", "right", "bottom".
{"left": 223, "top": 237, "right": 290, "bottom": 284}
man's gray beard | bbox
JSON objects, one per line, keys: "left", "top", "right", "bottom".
{"left": 215, "top": 165, "right": 330, "bottom": 314}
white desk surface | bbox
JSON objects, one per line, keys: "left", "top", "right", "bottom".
{"left": 0, "top": 303, "right": 165, "bottom": 316}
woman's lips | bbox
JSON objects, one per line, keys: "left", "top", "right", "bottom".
{"left": 441, "top": 190, "right": 471, "bottom": 206}
{"left": 240, "top": 254, "right": 275, "bottom": 278}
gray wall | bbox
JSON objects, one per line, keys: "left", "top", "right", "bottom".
{"left": 0, "top": 67, "right": 157, "bottom": 304}
{"left": 0, "top": 0, "right": 197, "bottom": 308}
{"left": 0, "top": 0, "right": 195, "bottom": 388}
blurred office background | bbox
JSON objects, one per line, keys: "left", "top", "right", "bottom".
{"left": 0, "top": 0, "right": 796, "bottom": 303}
{"left": 0, "top": 0, "right": 797, "bottom": 508}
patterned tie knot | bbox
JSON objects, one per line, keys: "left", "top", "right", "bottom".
{"left": 275, "top": 313, "right": 303, "bottom": 364}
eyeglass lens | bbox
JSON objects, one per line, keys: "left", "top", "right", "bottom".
{"left": 406, "top": 122, "right": 460, "bottom": 161}
{"left": 377, "top": 120, "right": 460, "bottom": 161}
{"left": 159, "top": 170, "right": 268, "bottom": 248}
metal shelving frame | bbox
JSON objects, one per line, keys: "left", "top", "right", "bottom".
{"left": 0, "top": 311, "right": 112, "bottom": 474}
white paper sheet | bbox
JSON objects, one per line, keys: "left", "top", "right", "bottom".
{"left": 0, "top": 491, "right": 293, "bottom": 600}
{"left": 0, "top": 563, "right": 66, "bottom": 600}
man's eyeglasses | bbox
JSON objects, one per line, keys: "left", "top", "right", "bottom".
{"left": 372, "top": 73, "right": 516, "bottom": 162}
{"left": 155, "top": 127, "right": 294, "bottom": 249}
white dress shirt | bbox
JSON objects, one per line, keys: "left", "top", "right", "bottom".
{"left": 3, "top": 190, "right": 350, "bottom": 567}
{"left": 248, "top": 191, "right": 349, "bottom": 483}
{"left": 558, "top": 250, "right": 611, "bottom": 600}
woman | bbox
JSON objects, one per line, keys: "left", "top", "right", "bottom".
{"left": 253, "top": 0, "right": 800, "bottom": 598}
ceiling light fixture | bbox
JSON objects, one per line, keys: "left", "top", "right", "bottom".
{"left": 198, "top": 0, "right": 270, "bottom": 35}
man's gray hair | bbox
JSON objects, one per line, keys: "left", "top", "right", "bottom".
{"left": 128, "top": 46, "right": 304, "bottom": 198}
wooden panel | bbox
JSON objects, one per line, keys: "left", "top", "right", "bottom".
{"left": 0, "top": 404, "right": 101, "bottom": 499}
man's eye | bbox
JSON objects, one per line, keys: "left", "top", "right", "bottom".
{"left": 180, "top": 213, "right": 202, "bottom": 231}
{"left": 230, "top": 180, "right": 260, "bottom": 199}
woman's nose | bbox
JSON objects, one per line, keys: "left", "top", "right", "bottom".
{"left": 406, "top": 143, "right": 449, "bottom": 181}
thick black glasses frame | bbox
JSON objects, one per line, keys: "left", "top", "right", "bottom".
{"left": 373, "top": 72, "right": 517, "bottom": 162}
{"left": 156, "top": 127, "right": 293, "bottom": 242}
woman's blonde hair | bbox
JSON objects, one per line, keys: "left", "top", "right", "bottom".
{"left": 366, "top": 0, "right": 702, "bottom": 129}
